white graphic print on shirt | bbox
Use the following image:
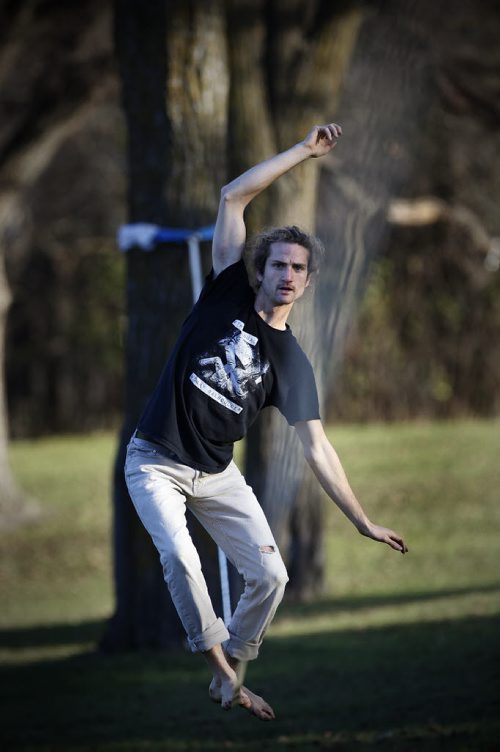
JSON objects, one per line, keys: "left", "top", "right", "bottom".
{"left": 190, "top": 319, "right": 269, "bottom": 413}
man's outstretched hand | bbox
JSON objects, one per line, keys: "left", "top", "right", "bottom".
{"left": 303, "top": 123, "right": 342, "bottom": 158}
{"left": 361, "top": 522, "right": 409, "bottom": 554}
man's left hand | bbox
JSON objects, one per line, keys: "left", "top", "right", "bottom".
{"left": 360, "top": 522, "right": 409, "bottom": 554}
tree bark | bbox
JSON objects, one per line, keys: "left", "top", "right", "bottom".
{"left": 228, "top": 0, "right": 362, "bottom": 597}
{"left": 231, "top": 0, "right": 432, "bottom": 599}
{"left": 0, "top": 242, "right": 39, "bottom": 528}
{"left": 102, "top": 0, "right": 229, "bottom": 650}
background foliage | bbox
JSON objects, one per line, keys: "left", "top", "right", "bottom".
{"left": 2, "top": 0, "right": 500, "bottom": 437}
{"left": 329, "top": 219, "right": 500, "bottom": 420}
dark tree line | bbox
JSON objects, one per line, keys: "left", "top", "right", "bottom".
{"left": 3, "top": 1, "right": 499, "bottom": 436}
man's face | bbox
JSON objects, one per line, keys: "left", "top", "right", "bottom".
{"left": 256, "top": 242, "right": 311, "bottom": 307}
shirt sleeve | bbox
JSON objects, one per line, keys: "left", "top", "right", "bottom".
{"left": 197, "top": 259, "right": 252, "bottom": 305}
{"left": 274, "top": 346, "right": 320, "bottom": 425}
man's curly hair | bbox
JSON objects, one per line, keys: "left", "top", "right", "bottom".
{"left": 248, "top": 225, "right": 325, "bottom": 288}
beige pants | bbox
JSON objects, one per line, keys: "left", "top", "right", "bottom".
{"left": 124, "top": 435, "right": 288, "bottom": 661}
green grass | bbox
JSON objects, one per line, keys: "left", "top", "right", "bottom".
{"left": 2, "top": 433, "right": 115, "bottom": 627}
{"left": 1, "top": 421, "right": 499, "bottom": 751}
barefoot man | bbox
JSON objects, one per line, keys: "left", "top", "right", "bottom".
{"left": 125, "top": 124, "right": 408, "bottom": 721}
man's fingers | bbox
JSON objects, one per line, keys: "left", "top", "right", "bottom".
{"left": 329, "top": 123, "right": 341, "bottom": 139}
{"left": 387, "top": 533, "right": 408, "bottom": 554}
{"left": 316, "top": 123, "right": 342, "bottom": 144}
{"left": 327, "top": 123, "right": 342, "bottom": 140}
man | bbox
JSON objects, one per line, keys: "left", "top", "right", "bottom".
{"left": 125, "top": 123, "right": 408, "bottom": 721}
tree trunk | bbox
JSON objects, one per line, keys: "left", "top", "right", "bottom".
{"left": 102, "top": 0, "right": 229, "bottom": 650}
{"left": 233, "top": 0, "right": 432, "bottom": 599}
{"left": 0, "top": 246, "right": 38, "bottom": 528}
{"left": 228, "top": 0, "right": 362, "bottom": 597}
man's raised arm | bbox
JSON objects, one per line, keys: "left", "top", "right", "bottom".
{"left": 212, "top": 123, "right": 341, "bottom": 277}
{"left": 295, "top": 419, "right": 408, "bottom": 554}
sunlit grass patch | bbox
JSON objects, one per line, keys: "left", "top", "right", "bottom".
{"left": 323, "top": 419, "right": 500, "bottom": 596}
{"left": 3, "top": 432, "right": 115, "bottom": 626}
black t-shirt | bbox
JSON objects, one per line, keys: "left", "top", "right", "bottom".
{"left": 138, "top": 259, "right": 320, "bottom": 472}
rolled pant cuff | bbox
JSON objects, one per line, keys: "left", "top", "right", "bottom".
{"left": 188, "top": 618, "right": 230, "bottom": 653}
{"left": 225, "top": 631, "right": 260, "bottom": 662}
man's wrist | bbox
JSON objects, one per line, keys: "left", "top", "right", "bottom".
{"left": 355, "top": 517, "right": 372, "bottom": 536}
{"left": 296, "top": 140, "right": 314, "bottom": 159}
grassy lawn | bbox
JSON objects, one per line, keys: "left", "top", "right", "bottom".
{"left": 1, "top": 421, "right": 499, "bottom": 751}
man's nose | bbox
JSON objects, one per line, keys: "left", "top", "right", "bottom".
{"left": 282, "top": 264, "right": 293, "bottom": 280}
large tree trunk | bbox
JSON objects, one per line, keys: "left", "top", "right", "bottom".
{"left": 290, "top": 3, "right": 433, "bottom": 596}
{"left": 232, "top": 0, "right": 432, "bottom": 598}
{"left": 102, "top": 0, "right": 229, "bottom": 650}
{"left": 228, "top": 0, "right": 362, "bottom": 597}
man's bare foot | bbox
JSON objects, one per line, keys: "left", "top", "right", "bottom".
{"left": 203, "top": 645, "right": 274, "bottom": 720}
{"left": 239, "top": 686, "right": 275, "bottom": 721}
{"left": 208, "top": 679, "right": 275, "bottom": 721}
{"left": 208, "top": 675, "right": 223, "bottom": 704}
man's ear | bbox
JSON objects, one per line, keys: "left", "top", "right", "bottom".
{"left": 305, "top": 274, "right": 311, "bottom": 288}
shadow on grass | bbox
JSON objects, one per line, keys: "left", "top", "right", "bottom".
{"left": 1, "top": 582, "right": 499, "bottom": 651}
{"left": 1, "top": 590, "right": 500, "bottom": 751}
{"left": 275, "top": 581, "right": 500, "bottom": 620}
{"left": 0, "top": 618, "right": 104, "bottom": 650}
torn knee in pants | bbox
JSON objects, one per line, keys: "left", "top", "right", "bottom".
{"left": 259, "top": 544, "right": 275, "bottom": 554}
